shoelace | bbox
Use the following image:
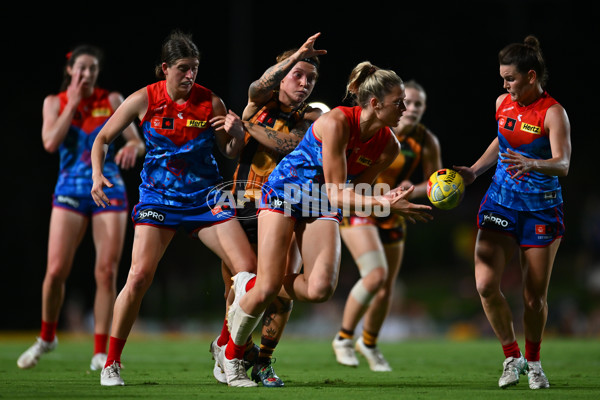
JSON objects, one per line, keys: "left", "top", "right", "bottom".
{"left": 258, "top": 359, "right": 278, "bottom": 378}
{"left": 106, "top": 362, "right": 120, "bottom": 378}
{"left": 231, "top": 359, "right": 249, "bottom": 380}
{"left": 372, "top": 349, "right": 387, "bottom": 364}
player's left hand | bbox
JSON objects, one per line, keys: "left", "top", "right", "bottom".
{"left": 500, "top": 148, "right": 533, "bottom": 179}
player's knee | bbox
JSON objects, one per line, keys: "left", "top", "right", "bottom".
{"left": 475, "top": 279, "right": 499, "bottom": 300}
{"left": 306, "top": 280, "right": 335, "bottom": 303}
{"left": 523, "top": 292, "right": 547, "bottom": 313}
{"left": 94, "top": 261, "right": 118, "bottom": 289}
{"left": 125, "top": 268, "right": 154, "bottom": 295}
{"left": 362, "top": 266, "right": 387, "bottom": 292}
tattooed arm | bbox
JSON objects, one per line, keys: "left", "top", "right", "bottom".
{"left": 243, "top": 108, "right": 322, "bottom": 154}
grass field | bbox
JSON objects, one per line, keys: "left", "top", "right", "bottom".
{"left": 1, "top": 333, "right": 598, "bottom": 399}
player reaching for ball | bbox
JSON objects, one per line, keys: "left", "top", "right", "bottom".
{"left": 454, "top": 35, "right": 571, "bottom": 390}
{"left": 332, "top": 80, "right": 442, "bottom": 371}
{"left": 218, "top": 63, "right": 432, "bottom": 387}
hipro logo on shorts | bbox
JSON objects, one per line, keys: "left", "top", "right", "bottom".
{"left": 138, "top": 209, "right": 166, "bottom": 222}
{"left": 481, "top": 212, "right": 510, "bottom": 228}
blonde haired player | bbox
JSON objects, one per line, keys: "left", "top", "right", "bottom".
{"left": 219, "top": 62, "right": 432, "bottom": 387}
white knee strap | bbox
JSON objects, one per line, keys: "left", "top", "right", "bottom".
{"left": 350, "top": 279, "right": 376, "bottom": 306}
{"left": 355, "top": 250, "right": 387, "bottom": 277}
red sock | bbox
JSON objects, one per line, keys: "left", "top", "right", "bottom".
{"left": 94, "top": 334, "right": 108, "bottom": 355}
{"left": 217, "top": 319, "right": 230, "bottom": 347}
{"left": 246, "top": 276, "right": 256, "bottom": 292}
{"left": 105, "top": 336, "right": 127, "bottom": 368}
{"left": 224, "top": 339, "right": 246, "bottom": 360}
{"left": 40, "top": 320, "right": 57, "bottom": 342}
{"left": 525, "top": 339, "right": 541, "bottom": 362}
{"left": 502, "top": 341, "right": 521, "bottom": 359}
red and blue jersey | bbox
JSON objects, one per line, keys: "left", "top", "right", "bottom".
{"left": 139, "top": 81, "right": 222, "bottom": 207}
{"left": 490, "top": 91, "right": 562, "bottom": 211}
{"left": 54, "top": 87, "right": 124, "bottom": 198}
{"left": 263, "top": 106, "right": 391, "bottom": 218}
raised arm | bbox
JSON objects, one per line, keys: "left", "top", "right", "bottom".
{"left": 41, "top": 69, "right": 86, "bottom": 153}
{"left": 246, "top": 32, "right": 326, "bottom": 111}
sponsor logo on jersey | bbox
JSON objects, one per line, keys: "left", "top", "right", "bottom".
{"left": 499, "top": 116, "right": 517, "bottom": 131}
{"left": 137, "top": 209, "right": 166, "bottom": 222}
{"left": 186, "top": 120, "right": 207, "bottom": 128}
{"left": 521, "top": 122, "right": 541, "bottom": 134}
{"left": 535, "top": 224, "right": 554, "bottom": 237}
{"left": 357, "top": 155, "right": 372, "bottom": 167}
{"left": 91, "top": 107, "right": 111, "bottom": 117}
{"left": 151, "top": 117, "right": 174, "bottom": 130}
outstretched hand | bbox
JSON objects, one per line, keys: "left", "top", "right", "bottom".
{"left": 298, "top": 33, "right": 328, "bottom": 59}
{"left": 453, "top": 165, "right": 476, "bottom": 186}
{"left": 383, "top": 185, "right": 433, "bottom": 224}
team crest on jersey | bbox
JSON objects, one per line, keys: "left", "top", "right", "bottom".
{"left": 499, "top": 116, "right": 517, "bottom": 131}
{"left": 186, "top": 120, "right": 207, "bottom": 128}
{"left": 521, "top": 122, "right": 541, "bottom": 134}
{"left": 151, "top": 116, "right": 174, "bottom": 130}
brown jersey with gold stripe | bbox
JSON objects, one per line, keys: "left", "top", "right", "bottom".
{"left": 233, "top": 92, "right": 309, "bottom": 204}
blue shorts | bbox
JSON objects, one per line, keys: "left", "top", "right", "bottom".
{"left": 132, "top": 201, "right": 235, "bottom": 236}
{"left": 477, "top": 196, "right": 564, "bottom": 247}
{"left": 53, "top": 191, "right": 128, "bottom": 216}
{"left": 260, "top": 186, "right": 342, "bottom": 223}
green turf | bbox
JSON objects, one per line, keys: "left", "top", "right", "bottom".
{"left": 1, "top": 334, "right": 598, "bottom": 399}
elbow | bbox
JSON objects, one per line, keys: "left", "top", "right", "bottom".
{"left": 557, "top": 160, "right": 570, "bottom": 177}
{"left": 42, "top": 140, "right": 58, "bottom": 154}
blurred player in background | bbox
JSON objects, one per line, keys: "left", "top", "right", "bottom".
{"left": 220, "top": 61, "right": 433, "bottom": 387}
{"left": 17, "top": 45, "right": 144, "bottom": 371}
{"left": 90, "top": 30, "right": 256, "bottom": 386}
{"left": 332, "top": 80, "right": 442, "bottom": 371}
{"left": 212, "top": 33, "right": 326, "bottom": 387}
{"left": 454, "top": 35, "right": 571, "bottom": 390}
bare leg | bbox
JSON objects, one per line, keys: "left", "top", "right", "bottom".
{"left": 91, "top": 211, "right": 128, "bottom": 335}
{"left": 474, "top": 229, "right": 519, "bottom": 345}
{"left": 42, "top": 208, "right": 89, "bottom": 325}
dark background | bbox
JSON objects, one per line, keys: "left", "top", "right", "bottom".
{"left": 2, "top": 1, "right": 599, "bottom": 338}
